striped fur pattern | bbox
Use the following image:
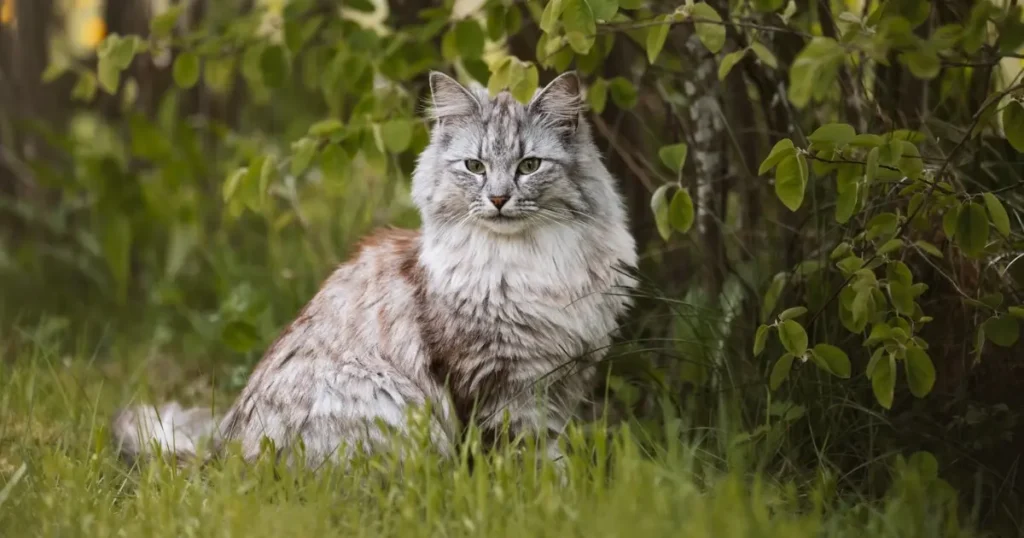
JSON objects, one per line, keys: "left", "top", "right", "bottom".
{"left": 112, "top": 71, "right": 637, "bottom": 467}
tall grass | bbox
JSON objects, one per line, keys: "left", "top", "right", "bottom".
{"left": 0, "top": 319, "right": 977, "bottom": 538}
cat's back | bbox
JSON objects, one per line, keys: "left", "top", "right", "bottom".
{"left": 258, "top": 227, "right": 432, "bottom": 376}
{"left": 220, "top": 228, "right": 448, "bottom": 459}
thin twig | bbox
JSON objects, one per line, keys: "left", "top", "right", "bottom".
{"left": 591, "top": 114, "right": 658, "bottom": 192}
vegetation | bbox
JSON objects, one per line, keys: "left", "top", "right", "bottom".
{"left": 1, "top": 0, "right": 1023, "bottom": 535}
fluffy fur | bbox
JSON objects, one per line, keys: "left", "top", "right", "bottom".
{"left": 113, "top": 71, "right": 637, "bottom": 467}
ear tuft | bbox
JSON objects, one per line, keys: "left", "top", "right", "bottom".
{"left": 528, "top": 71, "right": 584, "bottom": 130}
{"left": 427, "top": 71, "right": 481, "bottom": 121}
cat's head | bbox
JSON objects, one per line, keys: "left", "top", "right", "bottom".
{"left": 412, "top": 70, "right": 603, "bottom": 236}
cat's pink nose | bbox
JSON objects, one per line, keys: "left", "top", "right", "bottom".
{"left": 489, "top": 196, "right": 508, "bottom": 210}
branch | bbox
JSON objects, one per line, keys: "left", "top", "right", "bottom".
{"left": 591, "top": 115, "right": 658, "bottom": 192}
{"left": 598, "top": 15, "right": 813, "bottom": 39}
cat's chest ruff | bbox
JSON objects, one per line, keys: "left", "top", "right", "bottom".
{"left": 421, "top": 226, "right": 625, "bottom": 353}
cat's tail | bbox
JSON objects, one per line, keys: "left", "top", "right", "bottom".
{"left": 112, "top": 401, "right": 222, "bottom": 464}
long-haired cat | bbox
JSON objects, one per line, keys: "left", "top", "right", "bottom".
{"left": 114, "top": 70, "right": 637, "bottom": 468}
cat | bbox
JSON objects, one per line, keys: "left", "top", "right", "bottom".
{"left": 113, "top": 70, "right": 638, "bottom": 468}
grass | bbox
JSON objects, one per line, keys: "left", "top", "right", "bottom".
{"left": 0, "top": 317, "right": 981, "bottom": 538}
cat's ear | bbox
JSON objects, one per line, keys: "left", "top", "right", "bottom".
{"left": 428, "top": 71, "right": 480, "bottom": 121}
{"left": 528, "top": 71, "right": 584, "bottom": 131}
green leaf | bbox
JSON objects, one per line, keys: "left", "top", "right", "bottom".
{"left": 749, "top": 42, "right": 778, "bottom": 69}
{"left": 754, "top": 324, "right": 772, "bottom": 356}
{"left": 150, "top": 6, "right": 184, "bottom": 38}
{"left": 563, "top": 0, "right": 598, "bottom": 54}
{"left": 658, "top": 143, "right": 689, "bottom": 173}
{"left": 774, "top": 153, "right": 807, "bottom": 212}
{"left": 872, "top": 354, "right": 896, "bottom": 409}
{"left": 718, "top": 49, "right": 746, "bottom": 81}
{"left": 983, "top": 315, "right": 1020, "bottom": 347}
{"left": 900, "top": 49, "right": 940, "bottom": 79}
{"left": 942, "top": 203, "right": 961, "bottom": 240}
{"left": 865, "top": 323, "right": 891, "bottom": 346}
{"left": 486, "top": 4, "right": 506, "bottom": 41}
{"left": 886, "top": 260, "right": 912, "bottom": 286}
{"left": 808, "top": 123, "right": 856, "bottom": 146}
{"left": 204, "top": 56, "right": 235, "bottom": 94}
{"left": 260, "top": 45, "right": 290, "bottom": 88}
{"left": 981, "top": 292, "right": 1005, "bottom": 309}
{"left": 836, "top": 255, "right": 864, "bottom": 275}
{"left": 850, "top": 133, "right": 884, "bottom": 147}
{"left": 908, "top": 451, "right": 940, "bottom": 480}
{"left": 835, "top": 164, "right": 858, "bottom": 224}
{"left": 651, "top": 184, "right": 672, "bottom": 240}
{"left": 668, "top": 189, "right": 694, "bottom": 233}
{"left": 588, "top": 78, "right": 608, "bottom": 113}
{"left": 309, "top": 118, "right": 344, "bottom": 138}
{"left": 761, "top": 272, "right": 787, "bottom": 323}
{"left": 851, "top": 288, "right": 873, "bottom": 328}
{"left": 348, "top": 0, "right": 375, "bottom": 11}
{"left": 510, "top": 63, "right": 539, "bottom": 104}
{"left": 866, "top": 212, "right": 898, "bottom": 240}
{"left": 223, "top": 167, "right": 247, "bottom": 202}
{"left": 1003, "top": 100, "right": 1024, "bottom": 152}
{"left": 759, "top": 139, "right": 796, "bottom": 175}
{"left": 505, "top": 5, "right": 523, "bottom": 35}
{"left": 320, "top": 145, "right": 350, "bottom": 181}
{"left": 540, "top": 0, "right": 566, "bottom": 33}
{"left": 290, "top": 138, "right": 318, "bottom": 177}
{"left": 956, "top": 202, "right": 990, "bottom": 257}
{"left": 222, "top": 320, "right": 262, "bottom": 353}
{"left": 889, "top": 281, "right": 915, "bottom": 315}
{"left": 691, "top": 3, "right": 726, "bottom": 53}
{"left": 172, "top": 52, "right": 200, "bottom": 89}
{"left": 454, "top": 19, "right": 486, "bottom": 60}
{"left": 865, "top": 146, "right": 880, "bottom": 183}
{"left": 97, "top": 58, "right": 120, "bottom": 94}
{"left": 586, "top": 0, "right": 618, "bottom": 20}
{"left": 914, "top": 240, "right": 943, "bottom": 258}
{"left": 866, "top": 348, "right": 884, "bottom": 378}
{"left": 787, "top": 38, "right": 844, "bottom": 108}
{"left": 897, "top": 141, "right": 923, "bottom": 180}
{"left": 381, "top": 120, "right": 413, "bottom": 153}
{"left": 770, "top": 353, "right": 795, "bottom": 390}
{"left": 778, "top": 306, "right": 808, "bottom": 321}
{"left": 811, "top": 344, "right": 851, "bottom": 378}
{"left": 645, "top": 16, "right": 670, "bottom": 64}
{"left": 983, "top": 192, "right": 1011, "bottom": 237}
{"left": 487, "top": 57, "right": 512, "bottom": 96}
{"left": 877, "top": 238, "right": 904, "bottom": 256}
{"left": 905, "top": 347, "right": 936, "bottom": 398}
{"left": 778, "top": 319, "right": 808, "bottom": 356}
{"left": 41, "top": 60, "right": 68, "bottom": 84}
{"left": 830, "top": 242, "right": 852, "bottom": 260}
{"left": 1009, "top": 306, "right": 1024, "bottom": 319}
{"left": 608, "top": 77, "right": 637, "bottom": 109}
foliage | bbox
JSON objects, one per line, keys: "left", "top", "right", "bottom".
{"left": 3, "top": 0, "right": 1024, "bottom": 533}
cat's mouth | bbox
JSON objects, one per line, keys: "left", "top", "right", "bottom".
{"left": 476, "top": 212, "right": 532, "bottom": 234}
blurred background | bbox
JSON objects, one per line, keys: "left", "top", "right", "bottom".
{"left": 3, "top": 0, "right": 1024, "bottom": 533}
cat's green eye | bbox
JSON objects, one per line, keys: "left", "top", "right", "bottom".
{"left": 465, "top": 159, "right": 486, "bottom": 174}
{"left": 517, "top": 158, "right": 541, "bottom": 175}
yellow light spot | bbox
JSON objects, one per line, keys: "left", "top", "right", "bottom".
{"left": 1, "top": 1, "right": 15, "bottom": 26}
{"left": 80, "top": 16, "right": 107, "bottom": 49}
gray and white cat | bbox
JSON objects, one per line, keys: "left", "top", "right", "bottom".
{"left": 113, "top": 71, "right": 637, "bottom": 468}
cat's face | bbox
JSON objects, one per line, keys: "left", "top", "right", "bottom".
{"left": 415, "top": 72, "right": 590, "bottom": 236}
